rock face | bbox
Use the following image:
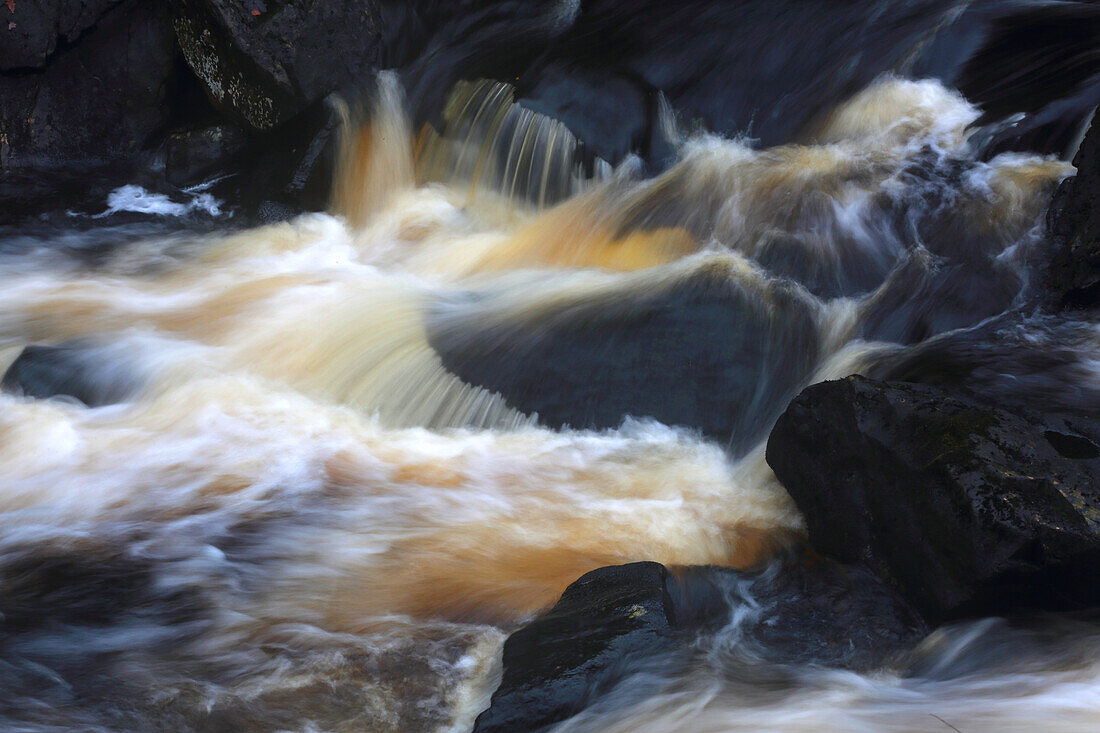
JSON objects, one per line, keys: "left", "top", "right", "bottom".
{"left": 767, "top": 376, "right": 1100, "bottom": 624}
{"left": 0, "top": 0, "right": 177, "bottom": 167}
{"left": 171, "top": 0, "right": 383, "bottom": 130}
{"left": 473, "top": 554, "right": 926, "bottom": 732}
{"left": 1048, "top": 109, "right": 1100, "bottom": 309}
{"left": 0, "top": 0, "right": 122, "bottom": 70}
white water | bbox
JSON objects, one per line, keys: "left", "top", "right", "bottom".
{"left": 0, "top": 75, "right": 1088, "bottom": 731}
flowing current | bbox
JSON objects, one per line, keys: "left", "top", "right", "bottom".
{"left": 0, "top": 73, "right": 1097, "bottom": 732}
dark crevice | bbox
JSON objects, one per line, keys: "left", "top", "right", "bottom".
{"left": 1044, "top": 430, "right": 1100, "bottom": 461}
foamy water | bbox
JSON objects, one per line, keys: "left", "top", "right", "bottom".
{"left": 0, "top": 75, "right": 1089, "bottom": 731}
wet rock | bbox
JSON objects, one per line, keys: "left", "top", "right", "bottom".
{"left": 428, "top": 259, "right": 820, "bottom": 455}
{"left": 0, "top": 0, "right": 176, "bottom": 168}
{"left": 171, "top": 0, "right": 383, "bottom": 130}
{"left": 707, "top": 550, "right": 929, "bottom": 673}
{"left": 766, "top": 376, "right": 1100, "bottom": 624}
{"left": 951, "top": 2, "right": 1100, "bottom": 159}
{"left": 473, "top": 562, "right": 686, "bottom": 733}
{"left": 474, "top": 553, "right": 926, "bottom": 732}
{"left": 1048, "top": 109, "right": 1100, "bottom": 309}
{"left": 867, "top": 312, "right": 1100, "bottom": 435}
{"left": 858, "top": 250, "right": 1025, "bottom": 345}
{"left": 2, "top": 343, "right": 140, "bottom": 407}
{"left": 242, "top": 94, "right": 343, "bottom": 215}
{"left": 165, "top": 124, "right": 247, "bottom": 188}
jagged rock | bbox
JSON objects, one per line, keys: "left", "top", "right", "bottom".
{"left": 1048, "top": 109, "right": 1100, "bottom": 308}
{"left": 767, "top": 376, "right": 1100, "bottom": 624}
{"left": 474, "top": 553, "right": 926, "bottom": 733}
{"left": 171, "top": 0, "right": 383, "bottom": 130}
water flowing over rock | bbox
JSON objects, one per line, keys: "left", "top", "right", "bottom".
{"left": 1, "top": 343, "right": 141, "bottom": 407}
{"left": 429, "top": 259, "right": 821, "bottom": 454}
{"left": 475, "top": 553, "right": 927, "bottom": 732}
{"left": 767, "top": 376, "right": 1100, "bottom": 624}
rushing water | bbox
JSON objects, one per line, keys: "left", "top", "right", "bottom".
{"left": 0, "top": 67, "right": 1097, "bottom": 731}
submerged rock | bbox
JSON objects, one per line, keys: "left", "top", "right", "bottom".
{"left": 2, "top": 343, "right": 140, "bottom": 407}
{"left": 428, "top": 259, "right": 820, "bottom": 454}
{"left": 0, "top": 0, "right": 177, "bottom": 168}
{"left": 767, "top": 376, "right": 1100, "bottom": 624}
{"left": 474, "top": 553, "right": 925, "bottom": 732}
{"left": 1048, "top": 109, "right": 1100, "bottom": 309}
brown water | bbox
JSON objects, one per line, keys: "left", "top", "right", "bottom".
{"left": 0, "top": 73, "right": 1095, "bottom": 731}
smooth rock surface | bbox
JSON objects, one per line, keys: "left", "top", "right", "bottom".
{"left": 428, "top": 260, "right": 820, "bottom": 454}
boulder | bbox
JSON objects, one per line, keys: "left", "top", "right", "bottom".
{"left": 715, "top": 550, "right": 928, "bottom": 673}
{"left": 428, "top": 258, "right": 820, "bottom": 455}
{"left": 767, "top": 376, "right": 1100, "bottom": 624}
{"left": 867, "top": 312, "right": 1100, "bottom": 434}
{"left": 473, "top": 562, "right": 688, "bottom": 733}
{"left": 171, "top": 0, "right": 383, "bottom": 130}
{"left": 1048, "top": 109, "right": 1100, "bottom": 309}
{"left": 474, "top": 553, "right": 926, "bottom": 732}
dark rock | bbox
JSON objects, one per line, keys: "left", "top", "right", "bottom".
{"left": 1048, "top": 109, "right": 1100, "bottom": 309}
{"left": 867, "top": 312, "right": 1100, "bottom": 436}
{"left": 427, "top": 258, "right": 820, "bottom": 454}
{"left": 474, "top": 553, "right": 926, "bottom": 732}
{"left": 171, "top": 0, "right": 383, "bottom": 130}
{"left": 858, "top": 251, "right": 1025, "bottom": 345}
{"left": 706, "top": 550, "right": 929, "bottom": 674}
{"left": 2, "top": 343, "right": 141, "bottom": 407}
{"left": 403, "top": 0, "right": 1099, "bottom": 170}
{"left": 165, "top": 124, "right": 247, "bottom": 188}
{"left": 952, "top": 2, "right": 1100, "bottom": 159}
{"left": 473, "top": 562, "right": 684, "bottom": 733}
{"left": 242, "top": 94, "right": 343, "bottom": 214}
{"left": 0, "top": 548, "right": 201, "bottom": 634}
{"left": 767, "top": 375, "right": 1100, "bottom": 624}
{"left": 0, "top": 0, "right": 176, "bottom": 168}
{"left": 0, "top": 0, "right": 122, "bottom": 70}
